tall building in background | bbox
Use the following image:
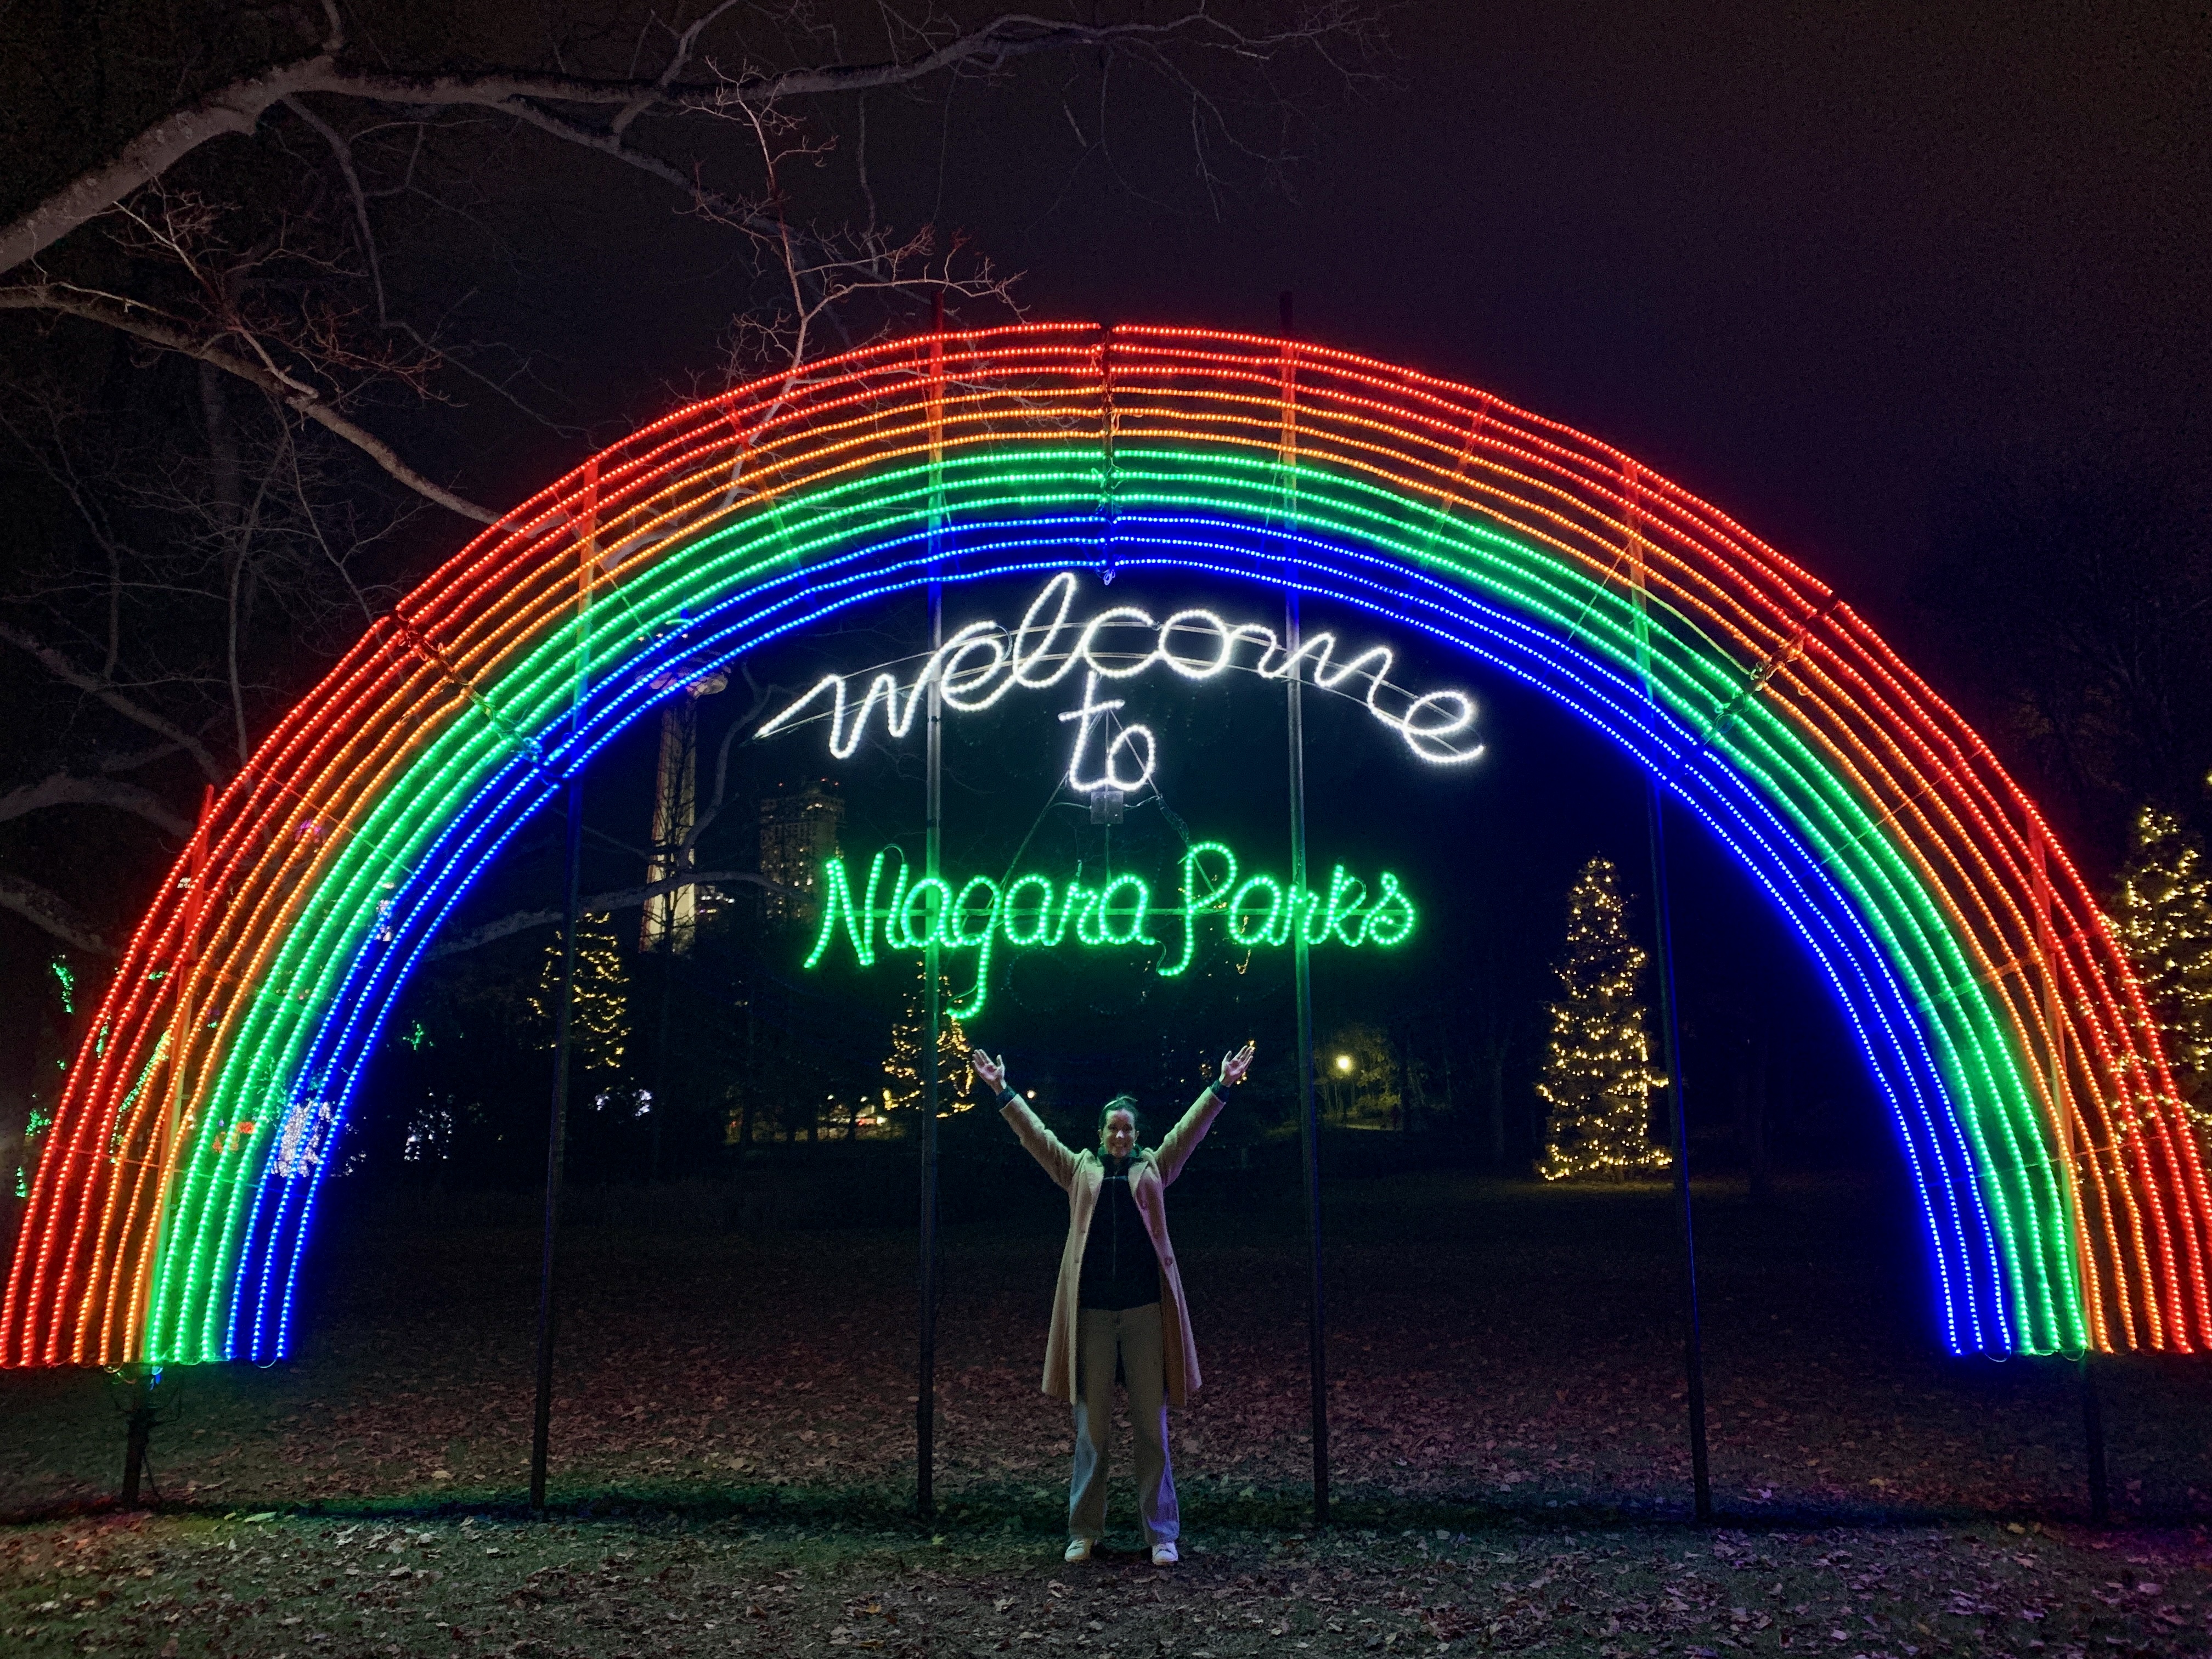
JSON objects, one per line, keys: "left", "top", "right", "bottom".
{"left": 640, "top": 673, "right": 727, "bottom": 954}
{"left": 758, "top": 780, "right": 844, "bottom": 923}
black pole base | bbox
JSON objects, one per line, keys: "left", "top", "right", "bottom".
{"left": 2080, "top": 1354, "right": 2110, "bottom": 1524}
{"left": 119, "top": 1369, "right": 157, "bottom": 1508}
{"left": 1646, "top": 780, "right": 1714, "bottom": 1526}
{"left": 529, "top": 775, "right": 588, "bottom": 1519}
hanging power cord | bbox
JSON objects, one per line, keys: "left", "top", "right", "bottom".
{"left": 1153, "top": 793, "right": 1193, "bottom": 850}
{"left": 996, "top": 778, "right": 1074, "bottom": 889}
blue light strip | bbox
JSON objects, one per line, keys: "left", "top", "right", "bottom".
{"left": 221, "top": 502, "right": 2020, "bottom": 1359}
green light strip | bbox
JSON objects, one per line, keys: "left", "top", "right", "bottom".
{"left": 804, "top": 840, "right": 1418, "bottom": 1018}
{"left": 142, "top": 441, "right": 2073, "bottom": 1359}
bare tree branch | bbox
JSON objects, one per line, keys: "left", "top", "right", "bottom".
{"left": 610, "top": 0, "right": 744, "bottom": 138}
{"left": 1, "top": 10, "right": 1356, "bottom": 278}
{"left": 0, "top": 618, "right": 227, "bottom": 782}
{"left": 3, "top": 50, "right": 340, "bottom": 280}
{"left": 95, "top": 742, "right": 185, "bottom": 774}
{"left": 0, "top": 3, "right": 1376, "bottom": 984}
{"left": 426, "top": 869, "right": 782, "bottom": 958}
{"left": 0, "top": 871, "right": 114, "bottom": 956}
{"left": 0, "top": 284, "right": 498, "bottom": 522}
{"left": 682, "top": 663, "right": 782, "bottom": 858}
{"left": 0, "top": 771, "right": 193, "bottom": 837}
{"left": 280, "top": 92, "right": 390, "bottom": 328}
{"left": 486, "top": 97, "right": 788, "bottom": 250}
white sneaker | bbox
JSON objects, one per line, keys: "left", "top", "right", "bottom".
{"left": 1150, "top": 1542, "right": 1178, "bottom": 1567}
{"left": 1064, "top": 1537, "right": 1093, "bottom": 1564}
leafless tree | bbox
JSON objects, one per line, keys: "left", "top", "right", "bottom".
{"left": 0, "top": 0, "right": 1378, "bottom": 957}
{"left": 1918, "top": 451, "right": 2212, "bottom": 865}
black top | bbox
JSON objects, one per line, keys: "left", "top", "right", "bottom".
{"left": 1077, "top": 1154, "right": 1161, "bottom": 1311}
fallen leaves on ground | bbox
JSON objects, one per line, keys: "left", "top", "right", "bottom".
{"left": 5, "top": 1173, "right": 2212, "bottom": 1653}
{"left": 3, "top": 1511, "right": 2209, "bottom": 1657}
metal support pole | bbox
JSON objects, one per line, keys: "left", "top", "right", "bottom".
{"left": 918, "top": 584, "right": 944, "bottom": 1518}
{"left": 2030, "top": 824, "right": 2108, "bottom": 1520}
{"left": 1289, "top": 592, "right": 1329, "bottom": 1526}
{"left": 529, "top": 775, "right": 586, "bottom": 1515}
{"left": 150, "top": 786, "right": 215, "bottom": 1336}
{"left": 651, "top": 960, "right": 670, "bottom": 1183}
{"left": 120, "top": 1367, "right": 157, "bottom": 1507}
{"left": 1646, "top": 781, "right": 1712, "bottom": 1522}
{"left": 2081, "top": 1356, "right": 2110, "bottom": 1522}
{"left": 1277, "top": 290, "right": 1328, "bottom": 1525}
{"left": 917, "top": 301, "right": 945, "bottom": 1519}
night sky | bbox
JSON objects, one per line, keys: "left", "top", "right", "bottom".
{"left": 3, "top": 1, "right": 2205, "bottom": 1186}
{"left": 995, "top": 2, "right": 2210, "bottom": 620}
{"left": 428, "top": 3, "right": 2212, "bottom": 626}
{"left": 510, "top": 1, "right": 2212, "bottom": 621}
{"left": 516, "top": 1, "right": 2205, "bottom": 1167}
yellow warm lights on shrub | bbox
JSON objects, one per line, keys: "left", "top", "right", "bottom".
{"left": 1537, "top": 857, "right": 1671, "bottom": 1181}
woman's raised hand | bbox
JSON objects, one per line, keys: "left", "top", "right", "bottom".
{"left": 969, "top": 1048, "right": 1007, "bottom": 1095}
{"left": 1217, "top": 1040, "right": 1256, "bottom": 1091}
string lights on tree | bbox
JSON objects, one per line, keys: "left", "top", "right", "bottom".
{"left": 531, "top": 913, "right": 630, "bottom": 1075}
{"left": 1537, "top": 856, "right": 1672, "bottom": 1182}
{"left": 880, "top": 967, "right": 973, "bottom": 1125}
{"left": 14, "top": 958, "right": 77, "bottom": 1200}
{"left": 18, "top": 326, "right": 2211, "bottom": 1368}
{"left": 2111, "top": 804, "right": 2212, "bottom": 1135}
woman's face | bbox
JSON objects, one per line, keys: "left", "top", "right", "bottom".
{"left": 1101, "top": 1109, "right": 1137, "bottom": 1158}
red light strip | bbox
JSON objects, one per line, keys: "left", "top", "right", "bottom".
{"left": 3, "top": 325, "right": 2204, "bottom": 1365}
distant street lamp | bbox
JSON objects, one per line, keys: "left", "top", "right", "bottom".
{"left": 1328, "top": 1052, "right": 1356, "bottom": 1122}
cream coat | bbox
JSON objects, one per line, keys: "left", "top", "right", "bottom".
{"left": 1000, "top": 1087, "right": 1225, "bottom": 1408}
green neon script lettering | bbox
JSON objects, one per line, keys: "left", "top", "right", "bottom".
{"left": 1163, "top": 842, "right": 1238, "bottom": 977}
{"left": 803, "top": 838, "right": 1418, "bottom": 1019}
{"left": 804, "top": 848, "right": 891, "bottom": 968}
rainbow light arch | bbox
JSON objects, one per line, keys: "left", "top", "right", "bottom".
{"left": 5, "top": 324, "right": 2208, "bottom": 1367}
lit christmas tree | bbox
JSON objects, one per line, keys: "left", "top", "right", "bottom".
{"left": 881, "top": 966, "right": 972, "bottom": 1124}
{"left": 531, "top": 913, "right": 630, "bottom": 1074}
{"left": 1536, "top": 856, "right": 1671, "bottom": 1181}
{"left": 16, "top": 957, "right": 78, "bottom": 1199}
{"left": 2109, "top": 805, "right": 2212, "bottom": 1133}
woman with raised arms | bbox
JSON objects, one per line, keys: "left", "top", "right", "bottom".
{"left": 969, "top": 1040, "right": 1256, "bottom": 1567}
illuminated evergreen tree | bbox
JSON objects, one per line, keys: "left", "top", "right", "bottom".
{"left": 881, "top": 967, "right": 972, "bottom": 1125}
{"left": 16, "top": 957, "right": 80, "bottom": 1199}
{"left": 530, "top": 913, "right": 630, "bottom": 1074}
{"left": 2110, "top": 805, "right": 2212, "bottom": 1132}
{"left": 1536, "top": 856, "right": 1671, "bottom": 1181}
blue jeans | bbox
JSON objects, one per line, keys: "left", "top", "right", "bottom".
{"left": 1070, "top": 1302, "right": 1177, "bottom": 1545}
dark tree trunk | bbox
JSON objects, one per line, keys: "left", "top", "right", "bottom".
{"left": 1524, "top": 1064, "right": 1544, "bottom": 1170}
{"left": 199, "top": 360, "right": 240, "bottom": 528}
{"left": 1483, "top": 1042, "right": 1509, "bottom": 1166}
{"left": 740, "top": 973, "right": 757, "bottom": 1146}
{"left": 1746, "top": 1027, "right": 1771, "bottom": 1200}
{"left": 1395, "top": 1028, "right": 1413, "bottom": 1132}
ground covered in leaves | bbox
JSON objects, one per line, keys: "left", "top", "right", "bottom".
{"left": 4, "top": 1167, "right": 2211, "bottom": 1656}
